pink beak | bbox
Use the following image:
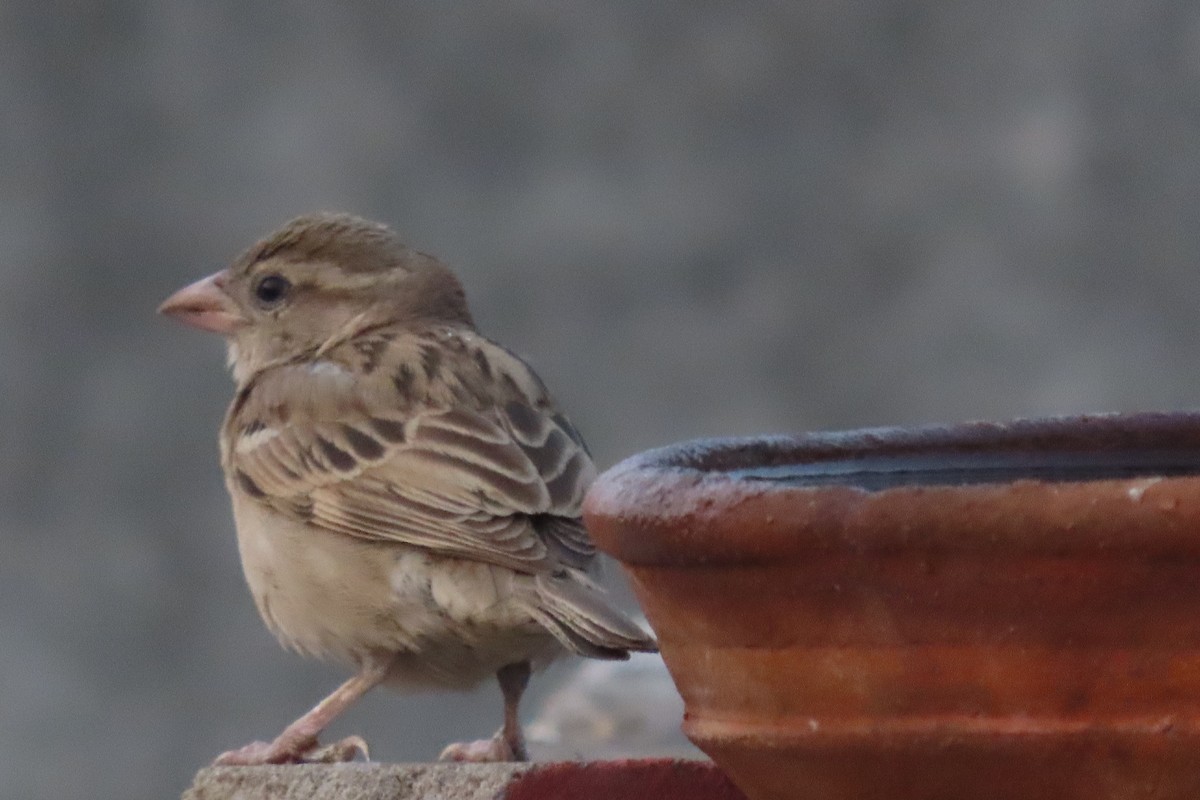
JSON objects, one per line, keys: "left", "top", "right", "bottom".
{"left": 158, "top": 271, "right": 245, "bottom": 335}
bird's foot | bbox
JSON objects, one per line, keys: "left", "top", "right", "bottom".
{"left": 438, "top": 731, "right": 526, "bottom": 763}
{"left": 213, "top": 733, "right": 369, "bottom": 766}
{"left": 308, "top": 735, "right": 370, "bottom": 763}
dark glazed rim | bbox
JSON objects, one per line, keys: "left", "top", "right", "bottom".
{"left": 612, "top": 411, "right": 1200, "bottom": 490}
{"left": 584, "top": 411, "right": 1200, "bottom": 565}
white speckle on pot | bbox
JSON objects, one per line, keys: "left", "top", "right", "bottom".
{"left": 1127, "top": 478, "right": 1162, "bottom": 502}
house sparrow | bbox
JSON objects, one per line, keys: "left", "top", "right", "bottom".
{"left": 158, "top": 213, "right": 656, "bottom": 765}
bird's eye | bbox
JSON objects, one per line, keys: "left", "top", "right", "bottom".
{"left": 253, "top": 274, "right": 291, "bottom": 307}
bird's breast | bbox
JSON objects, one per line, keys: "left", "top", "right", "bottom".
{"left": 227, "top": 494, "right": 562, "bottom": 684}
{"left": 230, "top": 494, "right": 431, "bottom": 663}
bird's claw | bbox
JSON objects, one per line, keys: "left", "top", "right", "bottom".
{"left": 309, "top": 735, "right": 370, "bottom": 763}
{"left": 438, "top": 732, "right": 525, "bottom": 763}
{"left": 213, "top": 733, "right": 369, "bottom": 765}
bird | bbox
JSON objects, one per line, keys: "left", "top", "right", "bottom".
{"left": 158, "top": 212, "right": 657, "bottom": 765}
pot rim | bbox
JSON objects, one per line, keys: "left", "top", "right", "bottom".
{"left": 611, "top": 411, "right": 1200, "bottom": 483}
{"left": 584, "top": 411, "right": 1200, "bottom": 566}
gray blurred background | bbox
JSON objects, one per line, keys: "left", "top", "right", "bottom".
{"left": 3, "top": 2, "right": 1200, "bottom": 798}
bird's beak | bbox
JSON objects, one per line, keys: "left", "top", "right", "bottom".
{"left": 158, "top": 270, "right": 245, "bottom": 335}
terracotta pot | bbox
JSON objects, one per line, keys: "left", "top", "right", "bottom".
{"left": 583, "top": 412, "right": 1200, "bottom": 800}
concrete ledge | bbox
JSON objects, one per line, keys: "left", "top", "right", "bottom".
{"left": 183, "top": 759, "right": 747, "bottom": 800}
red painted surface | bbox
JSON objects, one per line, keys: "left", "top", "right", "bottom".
{"left": 504, "top": 759, "right": 747, "bottom": 800}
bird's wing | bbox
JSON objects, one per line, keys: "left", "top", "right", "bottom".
{"left": 222, "top": 335, "right": 596, "bottom": 573}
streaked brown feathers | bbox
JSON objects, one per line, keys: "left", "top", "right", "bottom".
{"left": 222, "top": 327, "right": 599, "bottom": 576}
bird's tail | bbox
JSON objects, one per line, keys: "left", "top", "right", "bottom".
{"left": 519, "top": 572, "right": 658, "bottom": 660}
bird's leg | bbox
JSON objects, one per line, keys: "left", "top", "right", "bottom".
{"left": 497, "top": 661, "right": 531, "bottom": 760}
{"left": 438, "top": 661, "right": 531, "bottom": 763}
{"left": 214, "top": 655, "right": 393, "bottom": 766}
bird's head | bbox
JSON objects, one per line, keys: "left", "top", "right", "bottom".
{"left": 158, "top": 213, "right": 472, "bottom": 381}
